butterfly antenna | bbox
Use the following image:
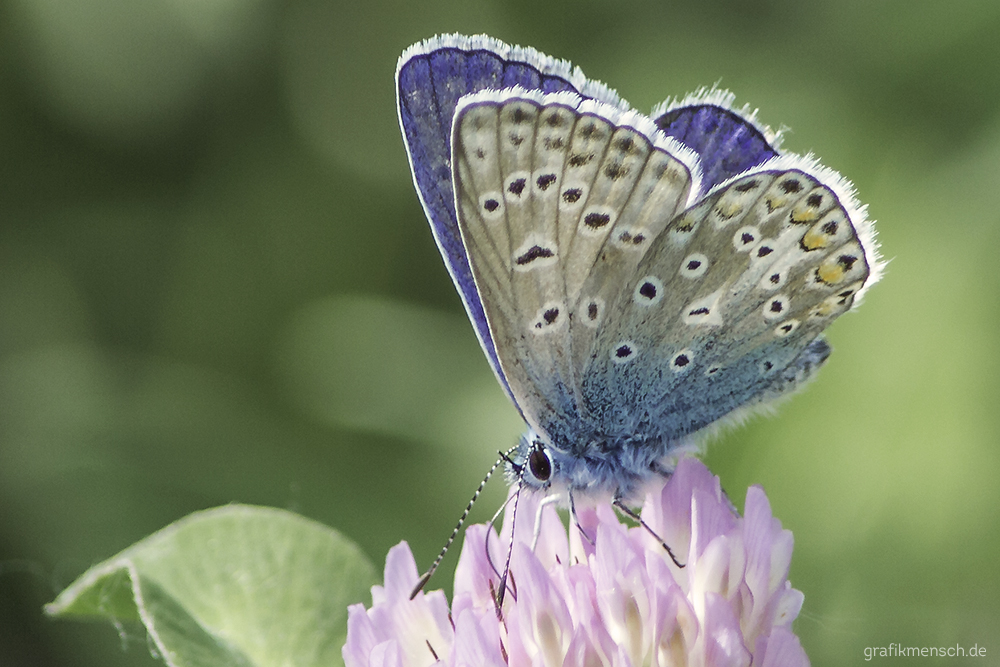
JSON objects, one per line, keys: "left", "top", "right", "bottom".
{"left": 410, "top": 446, "right": 516, "bottom": 599}
{"left": 612, "top": 497, "right": 685, "bottom": 568}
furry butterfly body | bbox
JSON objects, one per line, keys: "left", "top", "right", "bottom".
{"left": 396, "top": 34, "right": 881, "bottom": 502}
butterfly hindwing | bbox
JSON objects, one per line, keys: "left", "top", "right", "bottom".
{"left": 582, "top": 161, "right": 874, "bottom": 439}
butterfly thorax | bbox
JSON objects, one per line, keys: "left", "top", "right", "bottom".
{"left": 508, "top": 426, "right": 699, "bottom": 502}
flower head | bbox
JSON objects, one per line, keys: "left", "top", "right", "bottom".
{"left": 344, "top": 458, "right": 809, "bottom": 667}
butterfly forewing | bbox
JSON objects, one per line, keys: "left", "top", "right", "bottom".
{"left": 396, "top": 36, "right": 625, "bottom": 408}
{"left": 453, "top": 95, "right": 574, "bottom": 437}
{"left": 452, "top": 90, "right": 698, "bottom": 443}
{"left": 583, "top": 165, "right": 872, "bottom": 439}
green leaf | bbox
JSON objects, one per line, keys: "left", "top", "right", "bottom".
{"left": 46, "top": 505, "right": 378, "bottom": 667}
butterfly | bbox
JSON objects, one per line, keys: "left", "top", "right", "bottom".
{"left": 395, "top": 34, "right": 881, "bottom": 508}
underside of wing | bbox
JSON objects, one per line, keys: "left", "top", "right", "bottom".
{"left": 583, "top": 155, "right": 881, "bottom": 441}
{"left": 451, "top": 88, "right": 701, "bottom": 445}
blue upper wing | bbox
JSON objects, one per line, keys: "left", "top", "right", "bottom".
{"left": 654, "top": 90, "right": 781, "bottom": 192}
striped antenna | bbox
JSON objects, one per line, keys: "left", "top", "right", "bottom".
{"left": 410, "top": 446, "right": 517, "bottom": 599}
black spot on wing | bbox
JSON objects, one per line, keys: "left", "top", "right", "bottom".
{"left": 584, "top": 212, "right": 611, "bottom": 229}
{"left": 562, "top": 188, "right": 582, "bottom": 203}
{"left": 536, "top": 173, "right": 557, "bottom": 190}
{"left": 604, "top": 162, "right": 629, "bottom": 180}
{"left": 516, "top": 245, "right": 554, "bottom": 266}
{"left": 780, "top": 178, "right": 802, "bottom": 194}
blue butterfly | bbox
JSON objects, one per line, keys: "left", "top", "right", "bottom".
{"left": 395, "top": 34, "right": 881, "bottom": 508}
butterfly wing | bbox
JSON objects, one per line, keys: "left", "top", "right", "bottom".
{"left": 450, "top": 89, "right": 702, "bottom": 443}
{"left": 582, "top": 158, "right": 880, "bottom": 440}
{"left": 396, "top": 35, "right": 625, "bottom": 404}
{"left": 401, "top": 36, "right": 881, "bottom": 455}
{"left": 653, "top": 89, "right": 781, "bottom": 192}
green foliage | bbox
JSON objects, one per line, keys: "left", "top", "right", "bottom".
{"left": 45, "top": 506, "right": 376, "bottom": 667}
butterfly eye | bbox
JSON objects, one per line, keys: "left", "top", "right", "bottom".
{"left": 528, "top": 448, "right": 552, "bottom": 482}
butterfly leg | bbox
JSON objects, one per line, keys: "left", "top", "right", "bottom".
{"left": 650, "top": 459, "right": 674, "bottom": 479}
{"left": 568, "top": 488, "right": 596, "bottom": 546}
{"left": 494, "top": 466, "right": 528, "bottom": 615}
{"left": 483, "top": 488, "right": 517, "bottom": 585}
{"left": 530, "top": 494, "right": 561, "bottom": 552}
{"left": 612, "top": 497, "right": 685, "bottom": 568}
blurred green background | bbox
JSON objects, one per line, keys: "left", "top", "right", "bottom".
{"left": 1, "top": 0, "right": 998, "bottom": 664}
